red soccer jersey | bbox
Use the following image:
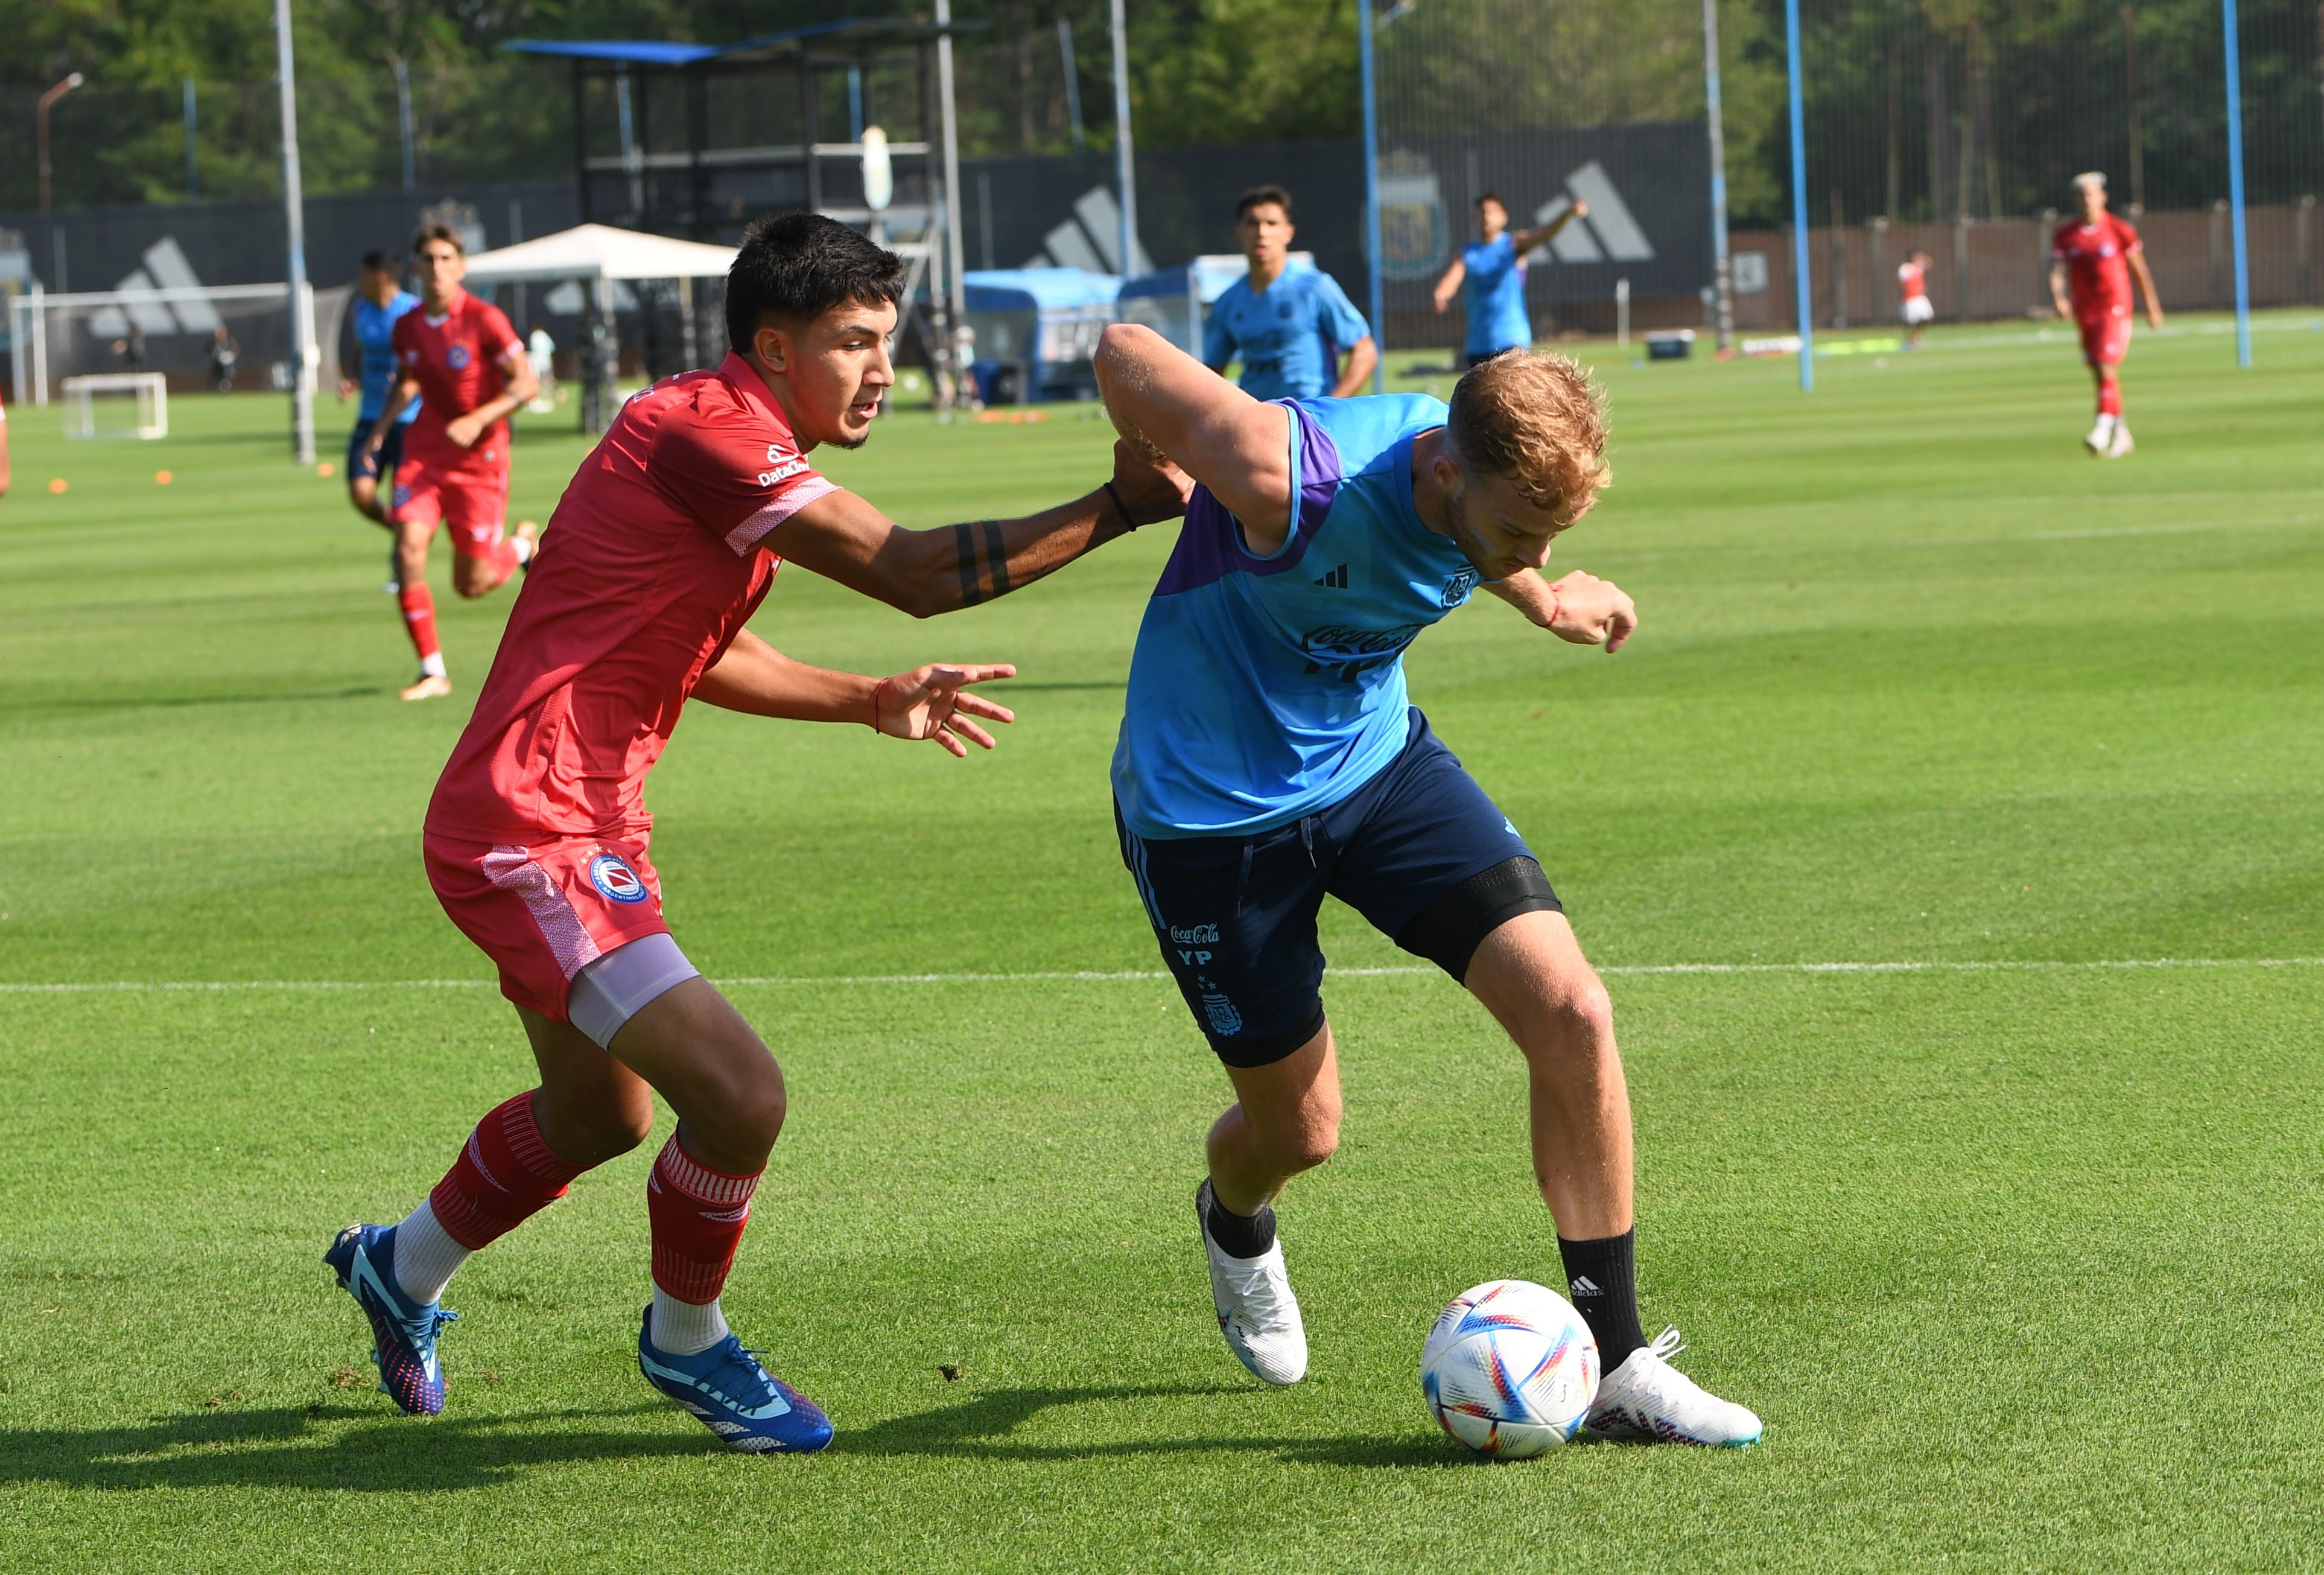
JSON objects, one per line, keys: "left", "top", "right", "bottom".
{"left": 1897, "top": 261, "right": 1926, "bottom": 301}
{"left": 392, "top": 288, "right": 524, "bottom": 464}
{"left": 425, "top": 352, "right": 840, "bottom": 844}
{"left": 2051, "top": 215, "right": 2141, "bottom": 315}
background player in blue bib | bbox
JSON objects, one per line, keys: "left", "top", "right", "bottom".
{"left": 337, "top": 249, "right": 422, "bottom": 531}
{"left": 1094, "top": 321, "right": 1763, "bottom": 1448}
{"left": 1202, "top": 185, "right": 1376, "bottom": 401}
{"left": 1431, "top": 192, "right": 1589, "bottom": 368}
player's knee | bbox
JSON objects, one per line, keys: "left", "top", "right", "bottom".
{"left": 691, "top": 1063, "right": 788, "bottom": 1154}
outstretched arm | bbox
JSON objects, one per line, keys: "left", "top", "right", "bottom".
{"left": 1432, "top": 257, "right": 1467, "bottom": 313}
{"left": 1094, "top": 323, "right": 1294, "bottom": 547}
{"left": 693, "top": 628, "right": 1017, "bottom": 757}
{"left": 2129, "top": 251, "right": 2164, "bottom": 329}
{"left": 1509, "top": 198, "right": 1587, "bottom": 256}
{"left": 1484, "top": 567, "right": 1637, "bottom": 653}
{"left": 765, "top": 438, "right": 1190, "bottom": 620}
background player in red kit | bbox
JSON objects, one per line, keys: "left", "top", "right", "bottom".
{"left": 1897, "top": 249, "right": 1934, "bottom": 349}
{"left": 2049, "top": 171, "right": 2163, "bottom": 459}
{"left": 323, "top": 214, "right": 1192, "bottom": 1452}
{"left": 366, "top": 223, "right": 541, "bottom": 701}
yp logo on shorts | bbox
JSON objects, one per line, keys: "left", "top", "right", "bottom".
{"left": 588, "top": 853, "right": 649, "bottom": 904}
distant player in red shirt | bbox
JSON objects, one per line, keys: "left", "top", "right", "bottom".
{"left": 322, "top": 214, "right": 1191, "bottom": 1451}
{"left": 2049, "top": 171, "right": 2163, "bottom": 458}
{"left": 366, "top": 223, "right": 542, "bottom": 701}
{"left": 1897, "top": 249, "right": 1934, "bottom": 349}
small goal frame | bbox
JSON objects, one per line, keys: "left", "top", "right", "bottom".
{"left": 61, "top": 372, "right": 170, "bottom": 440}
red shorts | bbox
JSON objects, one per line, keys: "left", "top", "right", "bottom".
{"left": 424, "top": 830, "right": 671, "bottom": 1019}
{"left": 394, "top": 447, "right": 510, "bottom": 560}
{"left": 2078, "top": 304, "right": 2132, "bottom": 368}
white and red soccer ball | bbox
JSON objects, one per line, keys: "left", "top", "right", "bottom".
{"left": 1421, "top": 1279, "right": 1599, "bottom": 1459}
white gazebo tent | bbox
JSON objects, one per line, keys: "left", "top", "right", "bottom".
{"left": 462, "top": 223, "right": 738, "bottom": 431}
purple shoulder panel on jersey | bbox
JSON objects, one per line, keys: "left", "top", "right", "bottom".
{"left": 1153, "top": 401, "right": 1343, "bottom": 597}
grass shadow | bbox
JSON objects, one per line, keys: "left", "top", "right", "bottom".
{"left": 0, "top": 685, "right": 389, "bottom": 717}
{"left": 830, "top": 1382, "right": 1468, "bottom": 1470}
{"left": 0, "top": 1401, "right": 715, "bottom": 1492}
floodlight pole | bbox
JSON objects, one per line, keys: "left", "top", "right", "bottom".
{"left": 2222, "top": 0, "right": 2252, "bottom": 368}
{"left": 395, "top": 59, "right": 416, "bottom": 192}
{"left": 1058, "top": 19, "right": 1086, "bottom": 153}
{"left": 1359, "top": 0, "right": 1386, "bottom": 392}
{"left": 185, "top": 78, "right": 200, "bottom": 199}
{"left": 275, "top": 0, "right": 316, "bottom": 464}
{"left": 1702, "top": 0, "right": 1734, "bottom": 354}
{"left": 1110, "top": 0, "right": 1138, "bottom": 278}
{"left": 936, "top": 0, "right": 969, "bottom": 407}
{"left": 1783, "top": 0, "right": 1813, "bottom": 390}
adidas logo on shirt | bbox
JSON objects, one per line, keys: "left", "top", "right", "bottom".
{"left": 1313, "top": 564, "right": 1349, "bottom": 588}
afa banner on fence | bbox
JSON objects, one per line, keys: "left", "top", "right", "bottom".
{"left": 1373, "top": 122, "right": 1710, "bottom": 307}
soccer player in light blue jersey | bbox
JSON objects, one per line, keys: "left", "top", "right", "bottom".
{"left": 337, "top": 250, "right": 423, "bottom": 532}
{"left": 1094, "top": 323, "right": 1762, "bottom": 1446}
{"left": 1203, "top": 185, "right": 1377, "bottom": 401}
{"left": 1431, "top": 192, "right": 1587, "bottom": 368}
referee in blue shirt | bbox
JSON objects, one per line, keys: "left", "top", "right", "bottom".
{"left": 1203, "top": 186, "right": 1377, "bottom": 400}
{"left": 1432, "top": 192, "right": 1587, "bottom": 368}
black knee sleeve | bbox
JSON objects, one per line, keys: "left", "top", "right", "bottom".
{"left": 1394, "top": 856, "right": 1563, "bottom": 983}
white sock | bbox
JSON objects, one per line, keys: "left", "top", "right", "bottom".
{"left": 419, "top": 652, "right": 447, "bottom": 679}
{"left": 389, "top": 1199, "right": 471, "bottom": 1306}
{"left": 510, "top": 531, "right": 535, "bottom": 565}
{"left": 2092, "top": 413, "right": 2116, "bottom": 434}
{"left": 649, "top": 1289, "right": 730, "bottom": 1357}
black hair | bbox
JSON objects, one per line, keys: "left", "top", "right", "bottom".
{"left": 1236, "top": 184, "right": 1294, "bottom": 221}
{"left": 1476, "top": 191, "right": 1507, "bottom": 210}
{"left": 726, "top": 212, "right": 909, "bottom": 354}
{"left": 360, "top": 249, "right": 396, "bottom": 273}
{"left": 412, "top": 222, "right": 464, "bottom": 256}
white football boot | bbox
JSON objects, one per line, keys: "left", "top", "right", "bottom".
{"left": 1578, "top": 1328, "right": 1762, "bottom": 1446}
{"left": 2106, "top": 420, "right": 2135, "bottom": 459}
{"left": 1196, "top": 1179, "right": 1307, "bottom": 1385}
{"left": 2083, "top": 415, "right": 2115, "bottom": 455}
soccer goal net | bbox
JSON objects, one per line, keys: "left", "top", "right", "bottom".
{"left": 8, "top": 279, "right": 332, "bottom": 407}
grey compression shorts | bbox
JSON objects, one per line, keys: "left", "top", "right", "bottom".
{"left": 567, "top": 931, "right": 700, "bottom": 1049}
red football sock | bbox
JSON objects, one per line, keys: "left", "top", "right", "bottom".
{"left": 2097, "top": 375, "right": 2122, "bottom": 418}
{"left": 647, "top": 1133, "right": 761, "bottom": 1304}
{"left": 398, "top": 584, "right": 441, "bottom": 663}
{"left": 427, "top": 1092, "right": 589, "bottom": 1251}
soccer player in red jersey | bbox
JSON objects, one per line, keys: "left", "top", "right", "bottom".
{"left": 2049, "top": 171, "right": 2164, "bottom": 459}
{"left": 1896, "top": 249, "right": 1934, "bottom": 349}
{"left": 323, "top": 214, "right": 1191, "bottom": 1451}
{"left": 366, "top": 223, "right": 541, "bottom": 702}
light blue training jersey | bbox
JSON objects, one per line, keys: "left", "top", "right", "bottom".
{"left": 1112, "top": 393, "right": 1482, "bottom": 839}
{"left": 354, "top": 290, "right": 424, "bottom": 423}
{"left": 1461, "top": 234, "right": 1532, "bottom": 357}
{"left": 1202, "top": 267, "right": 1373, "bottom": 402}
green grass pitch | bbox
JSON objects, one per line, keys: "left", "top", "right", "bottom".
{"left": 3, "top": 317, "right": 2322, "bottom": 1570}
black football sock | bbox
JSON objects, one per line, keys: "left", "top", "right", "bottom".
{"left": 1557, "top": 1229, "right": 1647, "bottom": 1367}
{"left": 1203, "top": 1180, "right": 1278, "bottom": 1259}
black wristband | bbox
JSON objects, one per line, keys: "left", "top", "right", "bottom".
{"left": 1103, "top": 480, "right": 1138, "bottom": 531}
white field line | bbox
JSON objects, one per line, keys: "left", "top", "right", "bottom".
{"left": 0, "top": 956, "right": 2317, "bottom": 995}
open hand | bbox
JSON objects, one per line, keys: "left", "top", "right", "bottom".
{"left": 1109, "top": 439, "right": 1193, "bottom": 523}
{"left": 1545, "top": 569, "right": 1637, "bottom": 653}
{"left": 874, "top": 663, "right": 1018, "bottom": 757}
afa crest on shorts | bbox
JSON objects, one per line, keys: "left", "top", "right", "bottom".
{"left": 588, "top": 852, "right": 649, "bottom": 904}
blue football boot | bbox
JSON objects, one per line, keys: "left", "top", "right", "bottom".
{"left": 637, "top": 1306, "right": 833, "bottom": 1454}
{"left": 323, "top": 1223, "right": 459, "bottom": 1416}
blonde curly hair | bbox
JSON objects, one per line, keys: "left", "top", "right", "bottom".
{"left": 1446, "top": 350, "right": 1611, "bottom": 528}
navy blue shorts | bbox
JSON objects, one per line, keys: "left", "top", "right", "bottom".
{"left": 347, "top": 419, "right": 406, "bottom": 485}
{"left": 1117, "top": 708, "right": 1561, "bottom": 1067}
